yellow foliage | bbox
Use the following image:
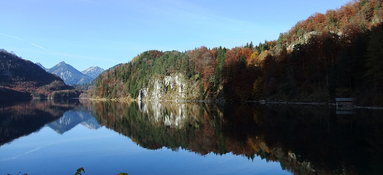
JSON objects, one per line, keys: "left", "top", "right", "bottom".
{"left": 248, "top": 138, "right": 260, "bottom": 152}
{"left": 253, "top": 112, "right": 263, "bottom": 126}
{"left": 248, "top": 52, "right": 260, "bottom": 66}
{"left": 251, "top": 51, "right": 259, "bottom": 58}
{"left": 131, "top": 55, "right": 139, "bottom": 63}
{"left": 130, "top": 137, "right": 139, "bottom": 144}
{"left": 252, "top": 77, "right": 263, "bottom": 98}
{"left": 259, "top": 142, "right": 270, "bottom": 153}
{"left": 253, "top": 78, "right": 261, "bottom": 92}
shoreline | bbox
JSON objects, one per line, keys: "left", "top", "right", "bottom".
{"left": 257, "top": 100, "right": 383, "bottom": 110}
{"left": 81, "top": 97, "right": 383, "bottom": 110}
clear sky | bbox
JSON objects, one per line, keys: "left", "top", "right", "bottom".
{"left": 0, "top": 0, "right": 350, "bottom": 71}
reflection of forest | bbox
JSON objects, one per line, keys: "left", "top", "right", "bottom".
{"left": 0, "top": 100, "right": 79, "bottom": 146}
{"left": 91, "top": 101, "right": 383, "bottom": 175}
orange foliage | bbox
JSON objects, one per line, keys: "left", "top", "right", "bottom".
{"left": 148, "top": 50, "right": 164, "bottom": 58}
{"left": 194, "top": 46, "right": 217, "bottom": 88}
{"left": 280, "top": 0, "right": 383, "bottom": 49}
{"left": 314, "top": 12, "right": 326, "bottom": 29}
{"left": 209, "top": 49, "right": 217, "bottom": 59}
{"left": 240, "top": 48, "right": 253, "bottom": 64}
{"left": 224, "top": 47, "right": 241, "bottom": 66}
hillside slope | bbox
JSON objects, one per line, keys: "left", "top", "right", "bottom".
{"left": 0, "top": 50, "right": 80, "bottom": 100}
{"left": 91, "top": 0, "right": 383, "bottom": 105}
{"left": 35, "top": 62, "right": 48, "bottom": 71}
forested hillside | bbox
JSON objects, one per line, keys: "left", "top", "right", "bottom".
{"left": 92, "top": 0, "right": 383, "bottom": 105}
{"left": 0, "top": 50, "right": 80, "bottom": 100}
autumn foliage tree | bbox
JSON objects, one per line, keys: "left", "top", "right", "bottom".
{"left": 90, "top": 0, "right": 383, "bottom": 105}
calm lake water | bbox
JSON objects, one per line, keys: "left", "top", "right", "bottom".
{"left": 1, "top": 100, "right": 382, "bottom": 175}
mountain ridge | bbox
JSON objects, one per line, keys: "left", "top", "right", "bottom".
{"left": 35, "top": 62, "right": 47, "bottom": 71}
{"left": 81, "top": 66, "right": 104, "bottom": 79}
{"left": 48, "top": 62, "right": 93, "bottom": 85}
{"left": 47, "top": 110, "right": 100, "bottom": 134}
{"left": 0, "top": 49, "right": 78, "bottom": 100}
{"left": 37, "top": 62, "right": 104, "bottom": 85}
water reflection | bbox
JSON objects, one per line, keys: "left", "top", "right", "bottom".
{"left": 91, "top": 101, "right": 383, "bottom": 175}
{"left": 1, "top": 100, "right": 383, "bottom": 174}
{"left": 0, "top": 100, "right": 78, "bottom": 146}
{"left": 47, "top": 109, "right": 100, "bottom": 134}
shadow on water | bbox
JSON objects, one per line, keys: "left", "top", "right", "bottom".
{"left": 90, "top": 101, "right": 383, "bottom": 175}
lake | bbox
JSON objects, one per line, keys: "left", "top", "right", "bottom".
{"left": 1, "top": 100, "right": 382, "bottom": 175}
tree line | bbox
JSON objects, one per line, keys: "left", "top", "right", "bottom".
{"left": 92, "top": 0, "right": 383, "bottom": 105}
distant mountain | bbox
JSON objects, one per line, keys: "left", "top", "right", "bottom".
{"left": 82, "top": 66, "right": 104, "bottom": 79}
{"left": 35, "top": 62, "right": 47, "bottom": 71}
{"left": 0, "top": 49, "right": 76, "bottom": 100}
{"left": 48, "top": 61, "right": 93, "bottom": 85}
{"left": 47, "top": 110, "right": 101, "bottom": 134}
{"left": 76, "top": 64, "right": 121, "bottom": 98}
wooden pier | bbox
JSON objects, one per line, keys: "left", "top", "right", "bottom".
{"left": 335, "top": 98, "right": 355, "bottom": 113}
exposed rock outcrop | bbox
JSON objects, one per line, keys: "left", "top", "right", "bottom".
{"left": 138, "top": 73, "right": 199, "bottom": 102}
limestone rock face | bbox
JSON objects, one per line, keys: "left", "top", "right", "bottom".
{"left": 138, "top": 88, "right": 148, "bottom": 101}
{"left": 138, "top": 73, "right": 192, "bottom": 101}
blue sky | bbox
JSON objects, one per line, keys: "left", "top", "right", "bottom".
{"left": 0, "top": 0, "right": 350, "bottom": 71}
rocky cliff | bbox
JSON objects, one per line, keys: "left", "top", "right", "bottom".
{"left": 91, "top": 49, "right": 228, "bottom": 101}
{"left": 91, "top": 1, "right": 383, "bottom": 104}
{"left": 137, "top": 73, "right": 201, "bottom": 102}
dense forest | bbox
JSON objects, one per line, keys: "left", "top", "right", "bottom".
{"left": 92, "top": 0, "right": 383, "bottom": 105}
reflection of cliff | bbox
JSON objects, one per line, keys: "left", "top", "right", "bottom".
{"left": 91, "top": 102, "right": 290, "bottom": 169}
{"left": 91, "top": 101, "right": 383, "bottom": 175}
{"left": 47, "top": 110, "right": 100, "bottom": 134}
{"left": 0, "top": 100, "right": 77, "bottom": 146}
{"left": 138, "top": 102, "right": 201, "bottom": 128}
